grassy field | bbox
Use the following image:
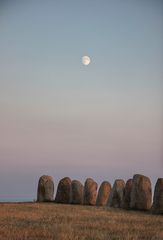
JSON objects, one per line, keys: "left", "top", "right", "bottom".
{"left": 0, "top": 203, "right": 163, "bottom": 240}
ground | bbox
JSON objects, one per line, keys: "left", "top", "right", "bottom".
{"left": 0, "top": 203, "right": 163, "bottom": 240}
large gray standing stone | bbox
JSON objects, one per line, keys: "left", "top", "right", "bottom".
{"left": 37, "top": 175, "right": 54, "bottom": 202}
{"left": 83, "top": 178, "right": 98, "bottom": 205}
{"left": 96, "top": 181, "right": 111, "bottom": 206}
{"left": 55, "top": 177, "right": 71, "bottom": 204}
{"left": 152, "top": 178, "right": 163, "bottom": 214}
{"left": 123, "top": 179, "right": 133, "bottom": 209}
{"left": 108, "top": 179, "right": 125, "bottom": 208}
{"left": 70, "top": 180, "right": 84, "bottom": 204}
{"left": 130, "top": 174, "right": 152, "bottom": 210}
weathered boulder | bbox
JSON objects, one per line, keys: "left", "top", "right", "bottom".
{"left": 108, "top": 179, "right": 125, "bottom": 208}
{"left": 55, "top": 177, "right": 71, "bottom": 204}
{"left": 96, "top": 181, "right": 111, "bottom": 206}
{"left": 83, "top": 178, "right": 98, "bottom": 205}
{"left": 70, "top": 180, "right": 84, "bottom": 204}
{"left": 152, "top": 178, "right": 163, "bottom": 214}
{"left": 130, "top": 174, "right": 152, "bottom": 210}
{"left": 37, "top": 175, "right": 54, "bottom": 202}
{"left": 122, "top": 179, "right": 133, "bottom": 209}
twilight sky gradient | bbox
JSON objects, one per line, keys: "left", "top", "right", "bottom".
{"left": 0, "top": 0, "right": 163, "bottom": 200}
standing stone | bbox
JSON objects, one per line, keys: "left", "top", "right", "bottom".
{"left": 83, "top": 178, "right": 98, "bottom": 205}
{"left": 37, "top": 175, "right": 54, "bottom": 202}
{"left": 123, "top": 179, "right": 133, "bottom": 209}
{"left": 108, "top": 179, "right": 125, "bottom": 208}
{"left": 152, "top": 178, "right": 163, "bottom": 214}
{"left": 70, "top": 180, "right": 84, "bottom": 204}
{"left": 130, "top": 174, "right": 152, "bottom": 210}
{"left": 96, "top": 181, "right": 111, "bottom": 206}
{"left": 55, "top": 177, "right": 71, "bottom": 204}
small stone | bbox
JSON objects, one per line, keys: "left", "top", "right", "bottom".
{"left": 123, "top": 179, "right": 133, "bottom": 209}
{"left": 70, "top": 180, "right": 84, "bottom": 204}
{"left": 37, "top": 175, "right": 54, "bottom": 202}
{"left": 108, "top": 179, "right": 125, "bottom": 208}
{"left": 130, "top": 174, "right": 152, "bottom": 210}
{"left": 96, "top": 181, "right": 111, "bottom": 206}
{"left": 55, "top": 177, "right": 71, "bottom": 204}
{"left": 83, "top": 178, "right": 98, "bottom": 205}
{"left": 152, "top": 178, "right": 163, "bottom": 214}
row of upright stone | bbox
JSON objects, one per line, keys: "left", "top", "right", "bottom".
{"left": 37, "top": 174, "right": 163, "bottom": 214}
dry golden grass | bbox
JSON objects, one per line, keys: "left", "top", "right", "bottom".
{"left": 0, "top": 203, "right": 163, "bottom": 240}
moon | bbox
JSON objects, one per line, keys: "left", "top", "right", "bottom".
{"left": 82, "top": 55, "right": 91, "bottom": 65}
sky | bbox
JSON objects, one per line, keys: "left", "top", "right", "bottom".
{"left": 0, "top": 0, "right": 163, "bottom": 201}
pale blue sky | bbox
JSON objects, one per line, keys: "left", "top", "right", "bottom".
{"left": 0, "top": 0, "right": 163, "bottom": 200}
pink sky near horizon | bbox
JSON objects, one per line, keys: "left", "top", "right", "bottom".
{"left": 0, "top": 88, "right": 162, "bottom": 199}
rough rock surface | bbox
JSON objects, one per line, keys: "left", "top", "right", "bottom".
{"left": 130, "top": 174, "right": 152, "bottom": 210}
{"left": 70, "top": 180, "right": 84, "bottom": 204}
{"left": 55, "top": 177, "right": 71, "bottom": 204}
{"left": 152, "top": 178, "right": 163, "bottom": 214}
{"left": 37, "top": 175, "right": 54, "bottom": 202}
{"left": 96, "top": 181, "right": 111, "bottom": 206}
{"left": 123, "top": 179, "right": 133, "bottom": 209}
{"left": 83, "top": 178, "right": 98, "bottom": 205}
{"left": 108, "top": 179, "right": 125, "bottom": 208}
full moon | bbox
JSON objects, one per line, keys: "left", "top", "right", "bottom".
{"left": 82, "top": 55, "right": 91, "bottom": 65}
